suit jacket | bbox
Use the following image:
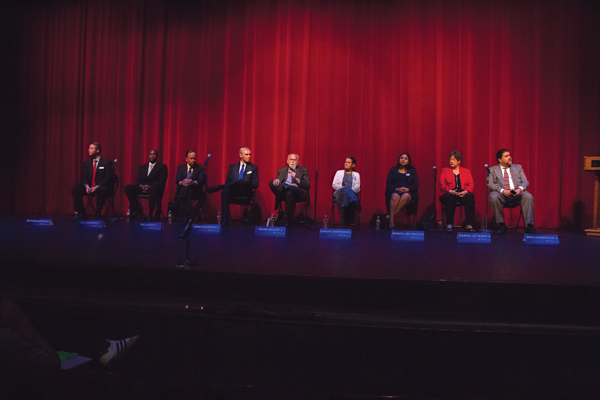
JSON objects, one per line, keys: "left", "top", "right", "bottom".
{"left": 487, "top": 164, "right": 529, "bottom": 193}
{"left": 175, "top": 163, "right": 206, "bottom": 198}
{"left": 81, "top": 156, "right": 113, "bottom": 188}
{"left": 439, "top": 167, "right": 474, "bottom": 194}
{"left": 224, "top": 161, "right": 259, "bottom": 194}
{"left": 135, "top": 162, "right": 168, "bottom": 190}
{"left": 273, "top": 166, "right": 311, "bottom": 206}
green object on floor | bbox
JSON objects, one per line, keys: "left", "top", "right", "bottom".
{"left": 57, "top": 351, "right": 78, "bottom": 363}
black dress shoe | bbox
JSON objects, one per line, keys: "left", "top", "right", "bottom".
{"left": 525, "top": 225, "right": 538, "bottom": 234}
{"left": 496, "top": 224, "right": 507, "bottom": 235}
{"left": 445, "top": 225, "right": 453, "bottom": 233}
{"left": 72, "top": 213, "right": 85, "bottom": 220}
{"left": 221, "top": 218, "right": 229, "bottom": 227}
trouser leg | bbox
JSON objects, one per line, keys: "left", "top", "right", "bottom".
{"left": 440, "top": 193, "right": 457, "bottom": 225}
{"left": 489, "top": 191, "right": 507, "bottom": 225}
{"left": 221, "top": 187, "right": 232, "bottom": 220}
{"left": 462, "top": 192, "right": 476, "bottom": 226}
{"left": 124, "top": 184, "right": 142, "bottom": 213}
{"left": 147, "top": 187, "right": 162, "bottom": 217}
{"left": 71, "top": 185, "right": 87, "bottom": 214}
{"left": 519, "top": 192, "right": 535, "bottom": 226}
{"left": 94, "top": 186, "right": 110, "bottom": 217}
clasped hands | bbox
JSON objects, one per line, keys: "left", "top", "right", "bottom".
{"left": 139, "top": 184, "right": 151, "bottom": 193}
{"left": 501, "top": 188, "right": 522, "bottom": 197}
{"left": 448, "top": 189, "right": 469, "bottom": 197}
{"left": 85, "top": 185, "right": 99, "bottom": 193}
{"left": 180, "top": 178, "right": 195, "bottom": 187}
{"left": 394, "top": 187, "right": 409, "bottom": 193}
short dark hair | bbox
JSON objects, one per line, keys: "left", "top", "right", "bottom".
{"left": 347, "top": 156, "right": 357, "bottom": 171}
{"left": 496, "top": 148, "right": 509, "bottom": 163}
{"left": 186, "top": 149, "right": 196, "bottom": 158}
{"left": 91, "top": 142, "right": 102, "bottom": 153}
{"left": 397, "top": 153, "right": 414, "bottom": 170}
{"left": 448, "top": 150, "right": 462, "bottom": 162}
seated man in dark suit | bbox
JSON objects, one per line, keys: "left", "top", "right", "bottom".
{"left": 170, "top": 149, "right": 205, "bottom": 219}
{"left": 487, "top": 148, "right": 536, "bottom": 234}
{"left": 71, "top": 142, "right": 114, "bottom": 219}
{"left": 124, "top": 149, "right": 168, "bottom": 221}
{"left": 218, "top": 147, "right": 259, "bottom": 227}
{"left": 269, "top": 153, "right": 310, "bottom": 224}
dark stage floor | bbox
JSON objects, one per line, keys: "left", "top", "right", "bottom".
{"left": 1, "top": 214, "right": 599, "bottom": 284}
{"left": 1, "top": 214, "right": 600, "bottom": 398}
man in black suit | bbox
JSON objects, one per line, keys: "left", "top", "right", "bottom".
{"left": 218, "top": 147, "right": 259, "bottom": 226}
{"left": 170, "top": 149, "right": 205, "bottom": 218}
{"left": 269, "top": 153, "right": 310, "bottom": 223}
{"left": 123, "top": 149, "right": 168, "bottom": 221}
{"left": 71, "top": 142, "right": 114, "bottom": 219}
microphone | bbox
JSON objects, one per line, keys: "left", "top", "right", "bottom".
{"left": 484, "top": 164, "right": 490, "bottom": 176}
{"left": 109, "top": 159, "right": 118, "bottom": 172}
{"left": 204, "top": 153, "right": 211, "bottom": 166}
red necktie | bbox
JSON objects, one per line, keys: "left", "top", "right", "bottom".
{"left": 503, "top": 168, "right": 510, "bottom": 190}
{"left": 92, "top": 160, "right": 97, "bottom": 187}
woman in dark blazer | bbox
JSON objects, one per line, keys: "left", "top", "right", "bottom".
{"left": 385, "top": 153, "right": 419, "bottom": 229}
{"left": 439, "top": 150, "right": 475, "bottom": 233}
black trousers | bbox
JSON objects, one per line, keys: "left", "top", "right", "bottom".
{"left": 171, "top": 186, "right": 203, "bottom": 218}
{"left": 440, "top": 191, "right": 475, "bottom": 226}
{"left": 71, "top": 184, "right": 110, "bottom": 217}
{"left": 221, "top": 186, "right": 252, "bottom": 221}
{"left": 124, "top": 184, "right": 164, "bottom": 218}
{"left": 269, "top": 182, "right": 306, "bottom": 219}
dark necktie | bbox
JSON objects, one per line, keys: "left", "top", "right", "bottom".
{"left": 92, "top": 159, "right": 97, "bottom": 187}
{"left": 503, "top": 168, "right": 510, "bottom": 190}
{"left": 239, "top": 164, "right": 245, "bottom": 180}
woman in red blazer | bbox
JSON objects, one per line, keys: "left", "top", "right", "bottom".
{"left": 439, "top": 150, "right": 476, "bottom": 233}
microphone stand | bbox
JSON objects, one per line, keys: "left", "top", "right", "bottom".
{"left": 306, "top": 168, "right": 319, "bottom": 229}
{"left": 175, "top": 154, "right": 210, "bottom": 268}
{"left": 482, "top": 165, "right": 492, "bottom": 232}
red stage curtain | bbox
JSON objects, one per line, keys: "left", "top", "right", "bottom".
{"left": 8, "top": 0, "right": 600, "bottom": 228}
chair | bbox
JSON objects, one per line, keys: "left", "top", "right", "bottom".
{"left": 387, "top": 198, "right": 418, "bottom": 228}
{"left": 85, "top": 176, "right": 119, "bottom": 217}
{"left": 136, "top": 190, "right": 166, "bottom": 219}
{"left": 229, "top": 188, "right": 256, "bottom": 224}
{"left": 441, "top": 199, "right": 465, "bottom": 228}
{"left": 486, "top": 189, "right": 524, "bottom": 230}
{"left": 330, "top": 190, "right": 361, "bottom": 227}
{"left": 274, "top": 191, "right": 310, "bottom": 225}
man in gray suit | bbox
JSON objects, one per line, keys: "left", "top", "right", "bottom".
{"left": 269, "top": 153, "right": 310, "bottom": 224}
{"left": 487, "top": 149, "right": 537, "bottom": 234}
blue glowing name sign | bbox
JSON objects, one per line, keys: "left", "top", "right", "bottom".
{"left": 319, "top": 228, "right": 352, "bottom": 240}
{"left": 391, "top": 230, "right": 425, "bottom": 242}
{"left": 255, "top": 226, "right": 286, "bottom": 237}
{"left": 26, "top": 219, "right": 53, "bottom": 227}
{"left": 457, "top": 232, "right": 491, "bottom": 244}
{"left": 135, "top": 222, "right": 163, "bottom": 231}
{"left": 524, "top": 234, "right": 559, "bottom": 246}
{"left": 78, "top": 220, "right": 105, "bottom": 229}
{"left": 192, "top": 224, "right": 222, "bottom": 234}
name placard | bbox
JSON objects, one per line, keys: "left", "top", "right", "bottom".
{"left": 457, "top": 232, "right": 491, "bottom": 244}
{"left": 192, "top": 224, "right": 222, "bottom": 234}
{"left": 319, "top": 228, "right": 352, "bottom": 240}
{"left": 392, "top": 230, "right": 424, "bottom": 242}
{"left": 26, "top": 219, "right": 53, "bottom": 227}
{"left": 78, "top": 220, "right": 105, "bottom": 228}
{"left": 255, "top": 226, "right": 286, "bottom": 237}
{"left": 135, "top": 222, "right": 163, "bottom": 231}
{"left": 524, "top": 234, "right": 559, "bottom": 246}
